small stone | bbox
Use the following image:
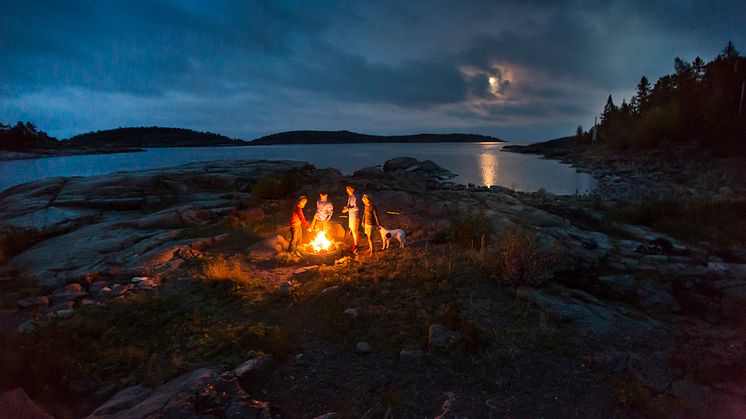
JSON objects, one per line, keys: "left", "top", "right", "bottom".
{"left": 136, "top": 279, "right": 155, "bottom": 289}
{"left": 17, "top": 320, "right": 35, "bottom": 333}
{"left": 131, "top": 276, "right": 149, "bottom": 284}
{"left": 313, "top": 414, "right": 341, "bottom": 419}
{"left": 51, "top": 301, "right": 74, "bottom": 312}
{"left": 343, "top": 308, "right": 359, "bottom": 320}
{"left": 56, "top": 309, "right": 74, "bottom": 318}
{"left": 355, "top": 341, "right": 372, "bottom": 354}
{"left": 80, "top": 299, "right": 97, "bottom": 307}
{"left": 89, "top": 281, "right": 109, "bottom": 294}
{"left": 399, "top": 348, "right": 425, "bottom": 362}
{"left": 97, "top": 287, "right": 112, "bottom": 297}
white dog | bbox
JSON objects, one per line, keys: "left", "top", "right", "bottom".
{"left": 379, "top": 226, "right": 406, "bottom": 249}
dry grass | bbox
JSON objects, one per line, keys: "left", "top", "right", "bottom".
{"left": 200, "top": 256, "right": 253, "bottom": 283}
{"left": 466, "top": 228, "right": 555, "bottom": 287}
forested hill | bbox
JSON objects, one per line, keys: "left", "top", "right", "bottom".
{"left": 249, "top": 130, "right": 501, "bottom": 145}
{"left": 66, "top": 127, "right": 249, "bottom": 148}
{"left": 0, "top": 122, "right": 59, "bottom": 151}
{"left": 595, "top": 41, "right": 745, "bottom": 155}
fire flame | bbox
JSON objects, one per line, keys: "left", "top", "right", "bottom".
{"left": 310, "top": 230, "right": 332, "bottom": 253}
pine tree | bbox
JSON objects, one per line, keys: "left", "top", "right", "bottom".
{"left": 601, "top": 95, "right": 618, "bottom": 123}
{"left": 630, "top": 76, "right": 651, "bottom": 114}
{"left": 719, "top": 40, "right": 740, "bottom": 60}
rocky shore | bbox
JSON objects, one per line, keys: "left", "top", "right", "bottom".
{"left": 1, "top": 157, "right": 745, "bottom": 417}
{"left": 504, "top": 137, "right": 746, "bottom": 201}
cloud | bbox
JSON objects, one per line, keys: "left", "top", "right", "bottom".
{"left": 1, "top": 0, "right": 745, "bottom": 139}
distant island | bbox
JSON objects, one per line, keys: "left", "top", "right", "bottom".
{"left": 248, "top": 130, "right": 501, "bottom": 145}
{"left": 67, "top": 127, "right": 250, "bottom": 148}
{"left": 1, "top": 125, "right": 503, "bottom": 160}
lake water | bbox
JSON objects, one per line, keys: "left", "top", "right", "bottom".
{"left": 0, "top": 143, "right": 596, "bottom": 195}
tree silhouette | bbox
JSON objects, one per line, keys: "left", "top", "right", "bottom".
{"left": 594, "top": 41, "right": 745, "bottom": 154}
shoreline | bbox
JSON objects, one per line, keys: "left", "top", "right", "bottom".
{"left": 0, "top": 147, "right": 146, "bottom": 162}
{"left": 503, "top": 137, "right": 746, "bottom": 201}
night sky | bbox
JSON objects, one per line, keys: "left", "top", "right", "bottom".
{"left": 1, "top": 0, "right": 744, "bottom": 140}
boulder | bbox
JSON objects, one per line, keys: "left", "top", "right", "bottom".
{"left": 0, "top": 388, "right": 54, "bottom": 419}
{"left": 86, "top": 368, "right": 218, "bottom": 418}
{"left": 247, "top": 236, "right": 288, "bottom": 261}
{"left": 88, "top": 386, "right": 153, "bottom": 417}
{"left": 50, "top": 283, "right": 87, "bottom": 305}
{"left": 353, "top": 166, "right": 384, "bottom": 177}
{"left": 382, "top": 157, "right": 418, "bottom": 172}
{"left": 233, "top": 355, "right": 275, "bottom": 395}
{"left": 343, "top": 307, "right": 359, "bottom": 320}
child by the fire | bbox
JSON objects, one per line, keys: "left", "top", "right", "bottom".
{"left": 361, "top": 194, "right": 381, "bottom": 256}
{"left": 310, "top": 192, "right": 333, "bottom": 234}
{"left": 342, "top": 184, "right": 361, "bottom": 252}
{"left": 289, "top": 196, "right": 311, "bottom": 255}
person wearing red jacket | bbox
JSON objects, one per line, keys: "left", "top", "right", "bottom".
{"left": 289, "top": 196, "right": 311, "bottom": 254}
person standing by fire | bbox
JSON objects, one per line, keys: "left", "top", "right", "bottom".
{"left": 310, "top": 192, "right": 333, "bottom": 234}
{"left": 361, "top": 194, "right": 381, "bottom": 257}
{"left": 342, "top": 184, "right": 361, "bottom": 252}
{"left": 289, "top": 196, "right": 311, "bottom": 255}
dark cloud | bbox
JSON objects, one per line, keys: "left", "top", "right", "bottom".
{"left": 1, "top": 0, "right": 744, "bottom": 139}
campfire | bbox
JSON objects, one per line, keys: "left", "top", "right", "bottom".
{"left": 299, "top": 230, "right": 342, "bottom": 263}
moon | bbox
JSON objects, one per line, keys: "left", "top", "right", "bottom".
{"left": 488, "top": 76, "right": 497, "bottom": 86}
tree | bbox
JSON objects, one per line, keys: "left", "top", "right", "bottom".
{"left": 630, "top": 76, "right": 651, "bottom": 114}
{"left": 576, "top": 125, "right": 584, "bottom": 139}
{"left": 719, "top": 40, "right": 740, "bottom": 60}
{"left": 692, "top": 56, "right": 706, "bottom": 83}
{"left": 601, "top": 94, "right": 618, "bottom": 123}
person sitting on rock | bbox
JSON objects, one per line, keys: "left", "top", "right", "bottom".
{"left": 310, "top": 192, "right": 333, "bottom": 234}
{"left": 342, "top": 184, "right": 361, "bottom": 252}
{"left": 361, "top": 194, "right": 381, "bottom": 257}
{"left": 289, "top": 196, "right": 311, "bottom": 255}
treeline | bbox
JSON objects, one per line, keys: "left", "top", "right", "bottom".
{"left": 67, "top": 127, "right": 249, "bottom": 148}
{"left": 0, "top": 121, "right": 59, "bottom": 151}
{"left": 596, "top": 41, "right": 745, "bottom": 154}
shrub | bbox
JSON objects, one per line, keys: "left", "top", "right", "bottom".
{"left": 490, "top": 228, "right": 554, "bottom": 286}
{"left": 449, "top": 210, "right": 492, "bottom": 248}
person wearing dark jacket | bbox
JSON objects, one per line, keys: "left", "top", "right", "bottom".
{"left": 361, "top": 194, "right": 381, "bottom": 256}
{"left": 289, "top": 196, "right": 311, "bottom": 254}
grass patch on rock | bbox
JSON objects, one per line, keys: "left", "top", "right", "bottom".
{"left": 604, "top": 198, "right": 746, "bottom": 247}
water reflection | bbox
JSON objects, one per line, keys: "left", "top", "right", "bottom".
{"left": 479, "top": 150, "right": 498, "bottom": 186}
{"left": 0, "top": 143, "right": 597, "bottom": 194}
